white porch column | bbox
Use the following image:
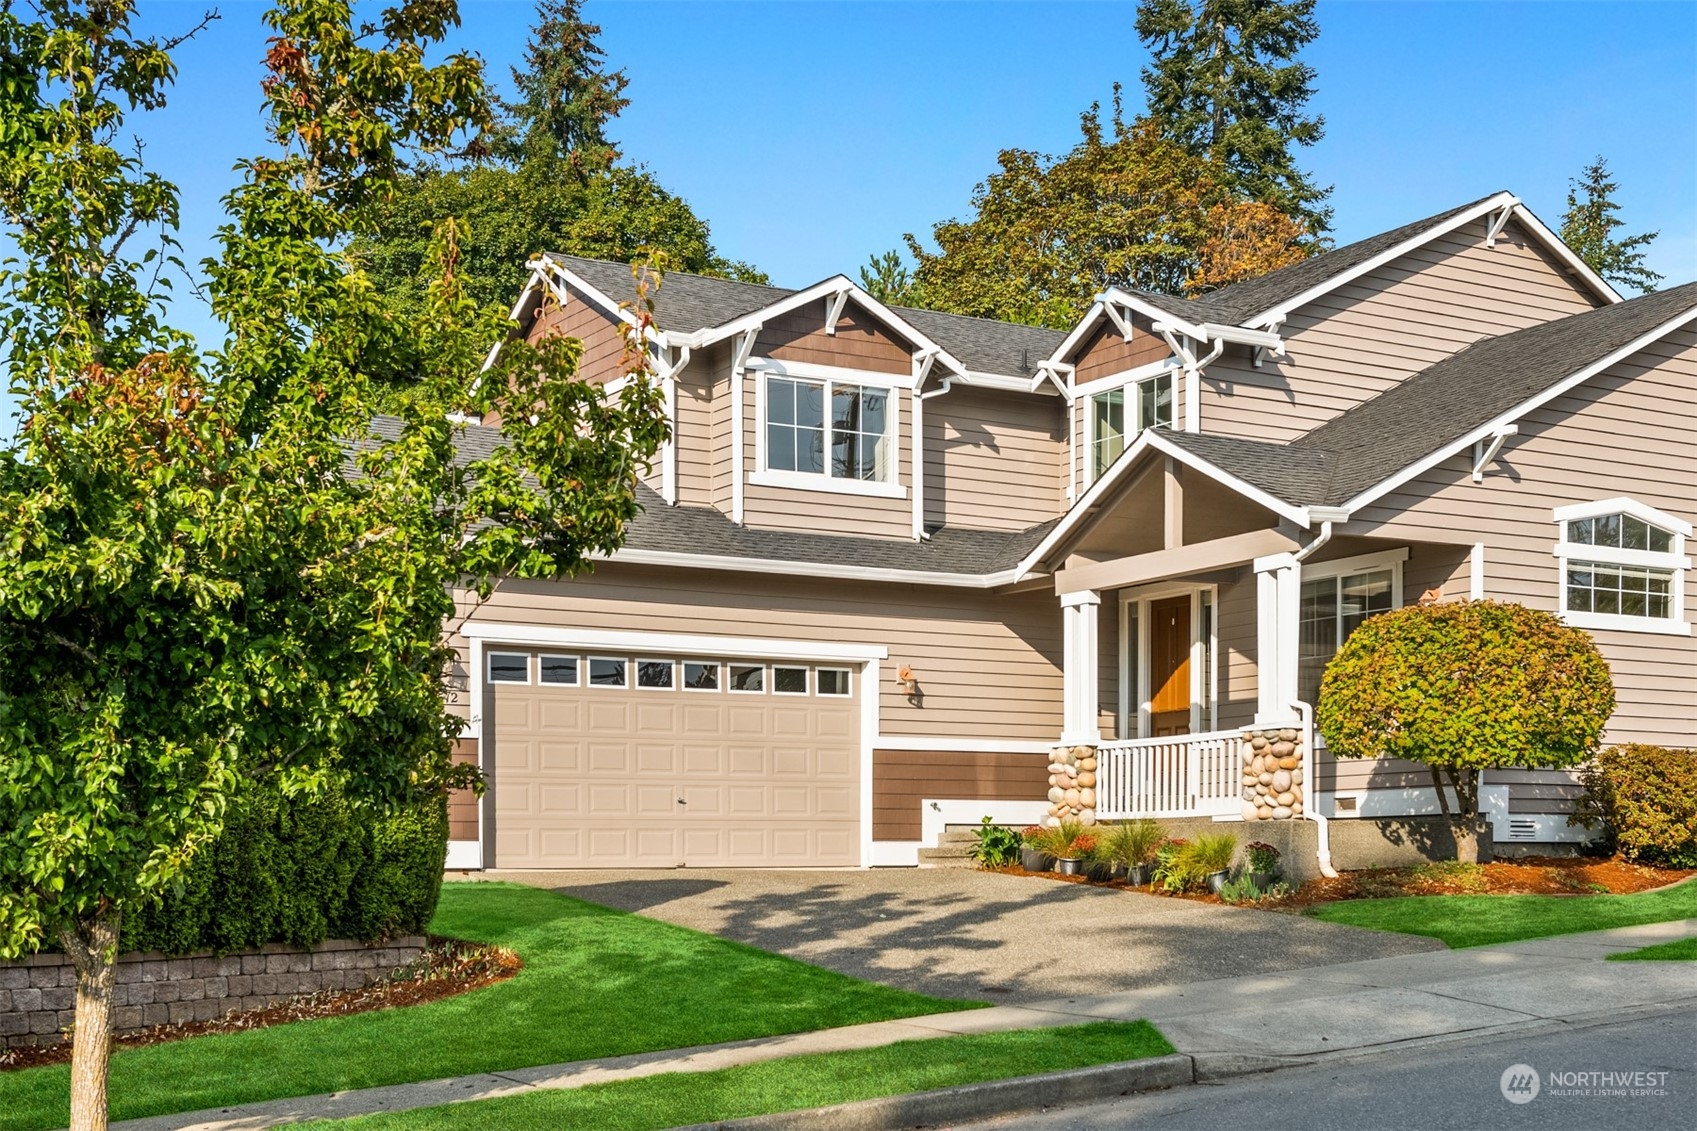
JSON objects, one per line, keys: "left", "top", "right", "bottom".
{"left": 1060, "top": 590, "right": 1102, "bottom": 746}
{"left": 1254, "top": 553, "right": 1302, "bottom": 722}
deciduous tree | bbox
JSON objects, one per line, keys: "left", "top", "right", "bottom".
{"left": 1560, "top": 157, "right": 1662, "bottom": 295}
{"left": 1316, "top": 602, "right": 1615, "bottom": 865}
{"left": 0, "top": 4, "right": 666, "bottom": 1128}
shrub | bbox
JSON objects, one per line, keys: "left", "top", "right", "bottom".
{"left": 1152, "top": 838, "right": 1190, "bottom": 893}
{"left": 1034, "top": 819, "right": 1088, "bottom": 860}
{"left": 1245, "top": 841, "right": 1281, "bottom": 874}
{"left": 1182, "top": 832, "right": 1237, "bottom": 876}
{"left": 1571, "top": 745, "right": 1697, "bottom": 867}
{"left": 1318, "top": 600, "right": 1614, "bottom": 863}
{"left": 1098, "top": 819, "right": 1163, "bottom": 869}
{"left": 124, "top": 779, "right": 447, "bottom": 954}
{"left": 969, "top": 817, "right": 1022, "bottom": 868}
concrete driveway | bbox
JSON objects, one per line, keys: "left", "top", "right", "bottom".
{"left": 478, "top": 868, "right": 1444, "bottom": 1004}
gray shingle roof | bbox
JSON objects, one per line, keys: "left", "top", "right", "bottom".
{"left": 543, "top": 253, "right": 1064, "bottom": 379}
{"left": 1159, "top": 431, "right": 1335, "bottom": 507}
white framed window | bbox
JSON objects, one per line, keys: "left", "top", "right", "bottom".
{"left": 587, "top": 657, "right": 628, "bottom": 688}
{"left": 488, "top": 652, "right": 530, "bottom": 684}
{"left": 635, "top": 659, "right": 675, "bottom": 690}
{"left": 538, "top": 654, "right": 579, "bottom": 686}
{"left": 773, "top": 666, "right": 809, "bottom": 695}
{"left": 683, "top": 661, "right": 719, "bottom": 691}
{"left": 1297, "top": 548, "right": 1408, "bottom": 705}
{"left": 729, "top": 664, "right": 765, "bottom": 693}
{"left": 1086, "top": 371, "right": 1174, "bottom": 484}
{"left": 1553, "top": 498, "right": 1690, "bottom": 636}
{"left": 751, "top": 360, "right": 904, "bottom": 498}
{"left": 816, "top": 668, "right": 851, "bottom": 696}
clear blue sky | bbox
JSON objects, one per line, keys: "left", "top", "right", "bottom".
{"left": 32, "top": 0, "right": 1697, "bottom": 348}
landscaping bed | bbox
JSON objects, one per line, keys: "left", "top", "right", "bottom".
{"left": 0, "top": 939, "right": 520, "bottom": 1073}
{"left": 1272, "top": 856, "right": 1695, "bottom": 906}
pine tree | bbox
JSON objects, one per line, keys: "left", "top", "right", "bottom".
{"left": 1136, "top": 0, "right": 1331, "bottom": 234}
{"left": 501, "top": 0, "right": 630, "bottom": 171}
{"left": 1560, "top": 157, "right": 1662, "bottom": 294}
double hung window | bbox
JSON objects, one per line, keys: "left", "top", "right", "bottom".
{"left": 766, "top": 375, "right": 892, "bottom": 483}
{"left": 1087, "top": 371, "right": 1175, "bottom": 483}
{"left": 1297, "top": 561, "right": 1400, "bottom": 705}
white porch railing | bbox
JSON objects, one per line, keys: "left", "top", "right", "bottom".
{"left": 1096, "top": 729, "right": 1243, "bottom": 819}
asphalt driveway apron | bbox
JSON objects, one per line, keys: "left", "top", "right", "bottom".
{"left": 477, "top": 868, "right": 1443, "bottom": 1004}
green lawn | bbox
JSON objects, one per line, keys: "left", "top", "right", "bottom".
{"left": 1309, "top": 878, "right": 1697, "bottom": 949}
{"left": 1607, "top": 937, "right": 1697, "bottom": 961}
{"left": 0, "top": 882, "right": 974, "bottom": 1131}
{"left": 299, "top": 1022, "right": 1175, "bottom": 1131}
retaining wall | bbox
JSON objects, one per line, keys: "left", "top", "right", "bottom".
{"left": 0, "top": 936, "right": 426, "bottom": 1049}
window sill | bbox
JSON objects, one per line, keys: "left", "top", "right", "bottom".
{"left": 749, "top": 469, "right": 907, "bottom": 500}
{"left": 1560, "top": 610, "right": 1691, "bottom": 637}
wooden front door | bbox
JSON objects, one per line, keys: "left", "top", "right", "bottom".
{"left": 1149, "top": 595, "right": 1192, "bottom": 736}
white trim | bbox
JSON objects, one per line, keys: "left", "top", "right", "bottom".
{"left": 1553, "top": 543, "right": 1692, "bottom": 571}
{"left": 1561, "top": 609, "right": 1690, "bottom": 637}
{"left": 859, "top": 657, "right": 880, "bottom": 867}
{"left": 748, "top": 356, "right": 909, "bottom": 389}
{"left": 1301, "top": 546, "right": 1410, "bottom": 581}
{"left": 445, "top": 841, "right": 482, "bottom": 870}
{"left": 1470, "top": 543, "right": 1485, "bottom": 601}
{"left": 868, "top": 840, "right": 925, "bottom": 867}
{"left": 607, "top": 547, "right": 1024, "bottom": 589}
{"left": 1047, "top": 294, "right": 1209, "bottom": 368}
{"left": 870, "top": 736, "right": 1054, "bottom": 754}
{"left": 1553, "top": 496, "right": 1692, "bottom": 536}
{"left": 960, "top": 370, "right": 1059, "bottom": 394}
{"left": 920, "top": 799, "right": 1052, "bottom": 854}
{"left": 1073, "top": 356, "right": 1183, "bottom": 399}
{"left": 1340, "top": 304, "right": 1697, "bottom": 514}
{"left": 748, "top": 469, "right": 907, "bottom": 499}
{"left": 461, "top": 622, "right": 890, "bottom": 663}
{"left": 731, "top": 358, "right": 747, "bottom": 524}
{"left": 816, "top": 667, "right": 853, "bottom": 697}
{"left": 1553, "top": 497, "right": 1689, "bottom": 635}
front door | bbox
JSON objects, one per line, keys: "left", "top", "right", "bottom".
{"left": 1148, "top": 595, "right": 1192, "bottom": 736}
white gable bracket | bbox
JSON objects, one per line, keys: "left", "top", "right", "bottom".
{"left": 732, "top": 325, "right": 762, "bottom": 371}
{"left": 1484, "top": 204, "right": 1514, "bottom": 249}
{"left": 1103, "top": 301, "right": 1136, "bottom": 342}
{"left": 1471, "top": 424, "right": 1518, "bottom": 483}
{"left": 824, "top": 287, "right": 852, "bottom": 336}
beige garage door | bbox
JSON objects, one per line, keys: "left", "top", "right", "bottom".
{"left": 490, "top": 652, "right": 860, "bottom": 868}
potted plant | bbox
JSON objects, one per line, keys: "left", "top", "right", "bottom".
{"left": 1018, "top": 826, "right": 1051, "bottom": 872}
{"left": 968, "top": 817, "right": 1022, "bottom": 869}
{"left": 1101, "top": 819, "right": 1163, "bottom": 886}
{"left": 1039, "top": 819, "right": 1088, "bottom": 875}
{"left": 1151, "top": 838, "right": 1189, "bottom": 893}
{"left": 1190, "top": 832, "right": 1239, "bottom": 894}
{"left": 1245, "top": 841, "right": 1282, "bottom": 890}
{"left": 1075, "top": 833, "right": 1107, "bottom": 880}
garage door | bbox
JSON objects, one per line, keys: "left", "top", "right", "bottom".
{"left": 489, "top": 651, "right": 860, "bottom": 868}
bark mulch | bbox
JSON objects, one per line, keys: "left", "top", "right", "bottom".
{"left": 0, "top": 937, "right": 520, "bottom": 1072}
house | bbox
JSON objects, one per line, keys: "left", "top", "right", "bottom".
{"left": 442, "top": 190, "right": 1696, "bottom": 872}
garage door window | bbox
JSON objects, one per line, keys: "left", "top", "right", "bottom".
{"left": 773, "top": 666, "right": 809, "bottom": 695}
{"left": 636, "top": 660, "right": 675, "bottom": 689}
{"left": 729, "top": 664, "right": 765, "bottom": 692}
{"left": 588, "top": 657, "right": 627, "bottom": 687}
{"left": 488, "top": 652, "right": 529, "bottom": 683}
{"left": 817, "top": 668, "right": 851, "bottom": 696}
{"left": 684, "top": 662, "right": 719, "bottom": 690}
{"left": 538, "top": 655, "right": 579, "bottom": 685}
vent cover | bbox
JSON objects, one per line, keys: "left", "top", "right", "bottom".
{"left": 1507, "top": 818, "right": 1539, "bottom": 841}
{"left": 1335, "top": 796, "right": 1358, "bottom": 814}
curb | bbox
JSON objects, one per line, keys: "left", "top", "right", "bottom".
{"left": 675, "top": 1053, "right": 1196, "bottom": 1131}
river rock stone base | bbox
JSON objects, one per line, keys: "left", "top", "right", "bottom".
{"left": 1240, "top": 726, "right": 1304, "bottom": 821}
{"left": 1044, "top": 744, "right": 1098, "bottom": 827}
{"left": 0, "top": 936, "right": 425, "bottom": 1048}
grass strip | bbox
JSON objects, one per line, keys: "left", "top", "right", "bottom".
{"left": 0, "top": 882, "right": 973, "bottom": 1131}
{"left": 1307, "top": 877, "right": 1697, "bottom": 948}
{"left": 1607, "top": 937, "right": 1697, "bottom": 961}
{"left": 300, "top": 1021, "right": 1174, "bottom": 1131}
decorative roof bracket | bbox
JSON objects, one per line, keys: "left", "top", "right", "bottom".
{"left": 1484, "top": 204, "right": 1515, "bottom": 248}
{"left": 1102, "top": 301, "right": 1136, "bottom": 342}
{"left": 1472, "top": 424, "right": 1519, "bottom": 482}
{"left": 824, "top": 287, "right": 851, "bottom": 335}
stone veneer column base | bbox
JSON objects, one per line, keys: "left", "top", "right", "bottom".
{"left": 1044, "top": 745, "right": 1099, "bottom": 827}
{"left": 1240, "top": 726, "right": 1304, "bottom": 821}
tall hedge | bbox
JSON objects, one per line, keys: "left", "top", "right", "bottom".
{"left": 123, "top": 780, "right": 447, "bottom": 955}
{"left": 1572, "top": 745, "right": 1697, "bottom": 867}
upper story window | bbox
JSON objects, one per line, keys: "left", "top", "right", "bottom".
{"left": 1296, "top": 549, "right": 1406, "bottom": 705}
{"left": 1087, "top": 371, "right": 1174, "bottom": 484}
{"left": 754, "top": 361, "right": 905, "bottom": 499}
{"left": 1554, "top": 499, "right": 1690, "bottom": 636}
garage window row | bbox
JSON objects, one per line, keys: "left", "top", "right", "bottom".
{"left": 486, "top": 652, "right": 851, "bottom": 697}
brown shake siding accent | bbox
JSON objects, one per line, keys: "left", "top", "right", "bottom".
{"left": 1201, "top": 220, "right": 1605, "bottom": 442}
{"left": 448, "top": 738, "right": 479, "bottom": 841}
{"left": 872, "top": 749, "right": 1050, "bottom": 840}
{"left": 527, "top": 284, "right": 628, "bottom": 380}
{"left": 923, "top": 385, "right": 1067, "bottom": 532}
{"left": 1067, "top": 315, "right": 1180, "bottom": 492}
{"left": 758, "top": 304, "right": 913, "bottom": 374}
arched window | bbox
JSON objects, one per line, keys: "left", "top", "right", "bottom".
{"left": 1553, "top": 498, "right": 1690, "bottom": 635}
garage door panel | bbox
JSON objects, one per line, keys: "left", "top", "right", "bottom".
{"left": 493, "top": 652, "right": 860, "bottom": 869}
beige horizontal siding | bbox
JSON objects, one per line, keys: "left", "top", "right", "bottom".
{"left": 455, "top": 564, "right": 1065, "bottom": 741}
{"left": 924, "top": 385, "right": 1065, "bottom": 532}
{"left": 1201, "top": 219, "right": 1604, "bottom": 441}
{"left": 1351, "top": 328, "right": 1697, "bottom": 748}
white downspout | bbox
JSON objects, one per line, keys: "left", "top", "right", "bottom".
{"left": 1291, "top": 519, "right": 1338, "bottom": 878}
{"left": 913, "top": 377, "right": 955, "bottom": 541}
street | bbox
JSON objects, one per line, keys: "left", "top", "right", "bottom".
{"left": 958, "top": 1009, "right": 1696, "bottom": 1131}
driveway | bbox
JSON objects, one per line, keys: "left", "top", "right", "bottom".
{"left": 479, "top": 868, "right": 1444, "bottom": 1004}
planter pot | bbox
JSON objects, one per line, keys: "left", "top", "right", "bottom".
{"left": 1020, "top": 847, "right": 1053, "bottom": 872}
{"left": 1055, "top": 857, "right": 1084, "bottom": 876}
{"left": 1085, "top": 859, "right": 1114, "bottom": 882}
{"left": 1125, "top": 863, "right": 1151, "bottom": 887}
{"left": 1108, "top": 862, "right": 1129, "bottom": 881}
{"left": 1249, "top": 871, "right": 1280, "bottom": 892}
{"left": 1205, "top": 870, "right": 1231, "bottom": 894}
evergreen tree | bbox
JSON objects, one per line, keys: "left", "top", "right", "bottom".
{"left": 1560, "top": 157, "right": 1662, "bottom": 294}
{"left": 501, "top": 0, "right": 629, "bottom": 171}
{"left": 1136, "top": 0, "right": 1331, "bottom": 234}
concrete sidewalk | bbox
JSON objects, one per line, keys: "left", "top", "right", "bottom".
{"left": 111, "top": 918, "right": 1697, "bottom": 1131}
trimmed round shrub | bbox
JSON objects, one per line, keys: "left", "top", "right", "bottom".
{"left": 1571, "top": 745, "right": 1697, "bottom": 867}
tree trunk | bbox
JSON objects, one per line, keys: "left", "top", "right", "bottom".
{"left": 1447, "top": 767, "right": 1481, "bottom": 866}
{"left": 60, "top": 910, "right": 121, "bottom": 1131}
